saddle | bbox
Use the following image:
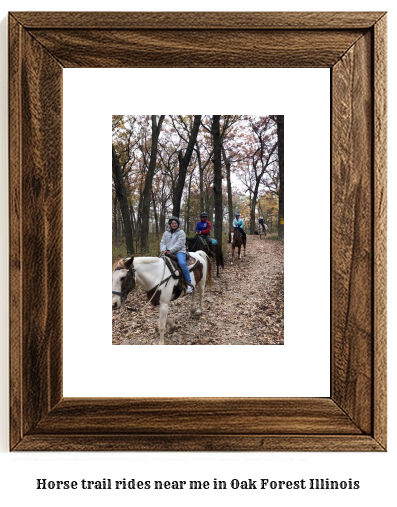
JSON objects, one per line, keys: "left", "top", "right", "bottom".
{"left": 196, "top": 236, "right": 216, "bottom": 256}
{"left": 164, "top": 253, "right": 200, "bottom": 280}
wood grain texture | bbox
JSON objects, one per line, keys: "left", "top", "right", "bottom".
{"left": 373, "top": 15, "right": 387, "bottom": 449}
{"left": 12, "top": 11, "right": 385, "bottom": 29}
{"left": 8, "top": 11, "right": 387, "bottom": 452}
{"left": 9, "top": 15, "right": 23, "bottom": 449}
{"left": 14, "top": 435, "right": 382, "bottom": 452}
{"left": 332, "top": 32, "right": 373, "bottom": 434}
{"left": 31, "top": 398, "right": 362, "bottom": 435}
{"left": 27, "top": 29, "right": 364, "bottom": 68}
{"left": 9, "top": 16, "right": 64, "bottom": 448}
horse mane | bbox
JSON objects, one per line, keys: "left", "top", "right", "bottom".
{"left": 133, "top": 257, "right": 161, "bottom": 264}
{"left": 112, "top": 256, "right": 160, "bottom": 271}
{"left": 112, "top": 258, "right": 128, "bottom": 270}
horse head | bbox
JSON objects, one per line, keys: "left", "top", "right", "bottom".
{"left": 112, "top": 257, "right": 136, "bottom": 309}
{"left": 186, "top": 235, "right": 206, "bottom": 252}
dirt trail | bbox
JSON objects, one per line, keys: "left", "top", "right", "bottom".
{"left": 112, "top": 235, "right": 284, "bottom": 345}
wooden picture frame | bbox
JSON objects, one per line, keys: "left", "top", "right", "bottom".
{"left": 9, "top": 11, "right": 387, "bottom": 451}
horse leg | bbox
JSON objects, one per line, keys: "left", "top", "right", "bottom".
{"left": 166, "top": 316, "right": 176, "bottom": 333}
{"left": 231, "top": 246, "right": 234, "bottom": 265}
{"left": 158, "top": 302, "right": 169, "bottom": 345}
{"left": 190, "top": 286, "right": 196, "bottom": 316}
{"left": 195, "top": 279, "right": 205, "bottom": 316}
{"left": 238, "top": 245, "right": 241, "bottom": 260}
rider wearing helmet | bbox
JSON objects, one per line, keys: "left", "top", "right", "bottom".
{"left": 194, "top": 212, "right": 215, "bottom": 255}
{"left": 233, "top": 212, "right": 246, "bottom": 242}
{"left": 160, "top": 216, "right": 194, "bottom": 294}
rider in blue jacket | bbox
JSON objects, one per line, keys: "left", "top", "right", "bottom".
{"left": 232, "top": 212, "right": 246, "bottom": 242}
{"left": 195, "top": 212, "right": 215, "bottom": 255}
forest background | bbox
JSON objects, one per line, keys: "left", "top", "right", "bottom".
{"left": 112, "top": 115, "right": 284, "bottom": 259}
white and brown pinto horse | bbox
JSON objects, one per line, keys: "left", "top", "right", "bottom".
{"left": 230, "top": 228, "right": 246, "bottom": 265}
{"left": 257, "top": 223, "right": 270, "bottom": 239}
{"left": 112, "top": 251, "right": 212, "bottom": 345}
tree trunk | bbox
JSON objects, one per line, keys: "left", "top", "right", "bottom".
{"left": 112, "top": 193, "right": 118, "bottom": 243}
{"left": 140, "top": 115, "right": 165, "bottom": 251}
{"left": 249, "top": 176, "right": 262, "bottom": 234}
{"left": 206, "top": 192, "right": 214, "bottom": 225}
{"left": 196, "top": 143, "right": 205, "bottom": 213}
{"left": 172, "top": 115, "right": 201, "bottom": 217}
{"left": 186, "top": 169, "right": 194, "bottom": 235}
{"left": 222, "top": 145, "right": 234, "bottom": 230}
{"left": 152, "top": 190, "right": 159, "bottom": 239}
{"left": 276, "top": 115, "right": 284, "bottom": 239}
{"left": 212, "top": 115, "right": 223, "bottom": 247}
{"left": 112, "top": 145, "right": 134, "bottom": 254}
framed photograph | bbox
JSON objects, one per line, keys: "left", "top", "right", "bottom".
{"left": 9, "top": 11, "right": 387, "bottom": 451}
{"left": 63, "top": 68, "right": 330, "bottom": 399}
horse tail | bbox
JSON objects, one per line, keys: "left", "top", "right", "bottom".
{"left": 197, "top": 251, "right": 212, "bottom": 289}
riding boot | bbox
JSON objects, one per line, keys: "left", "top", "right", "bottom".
{"left": 185, "top": 281, "right": 195, "bottom": 294}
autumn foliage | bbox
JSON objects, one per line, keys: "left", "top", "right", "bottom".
{"left": 112, "top": 115, "right": 282, "bottom": 255}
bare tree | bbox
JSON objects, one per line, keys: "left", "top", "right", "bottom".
{"left": 112, "top": 145, "right": 134, "bottom": 254}
{"left": 140, "top": 115, "right": 165, "bottom": 251}
{"left": 212, "top": 115, "right": 223, "bottom": 247}
{"left": 222, "top": 145, "right": 234, "bottom": 230}
{"left": 171, "top": 115, "right": 201, "bottom": 217}
{"left": 276, "top": 115, "right": 284, "bottom": 240}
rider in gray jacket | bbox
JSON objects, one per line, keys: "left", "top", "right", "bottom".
{"left": 160, "top": 225, "right": 187, "bottom": 254}
{"left": 160, "top": 216, "right": 193, "bottom": 294}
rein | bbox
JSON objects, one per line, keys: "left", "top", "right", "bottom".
{"left": 146, "top": 255, "right": 170, "bottom": 295}
{"left": 113, "top": 257, "right": 168, "bottom": 312}
{"left": 189, "top": 235, "right": 206, "bottom": 252}
{"left": 112, "top": 265, "right": 136, "bottom": 304}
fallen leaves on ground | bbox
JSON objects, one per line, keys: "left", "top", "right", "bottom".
{"left": 112, "top": 235, "right": 284, "bottom": 345}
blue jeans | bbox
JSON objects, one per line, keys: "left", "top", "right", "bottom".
{"left": 176, "top": 252, "right": 191, "bottom": 284}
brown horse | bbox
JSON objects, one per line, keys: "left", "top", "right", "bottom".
{"left": 186, "top": 235, "right": 224, "bottom": 277}
{"left": 230, "top": 228, "right": 246, "bottom": 264}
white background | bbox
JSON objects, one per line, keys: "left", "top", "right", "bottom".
{"left": 63, "top": 68, "right": 330, "bottom": 397}
{"left": 0, "top": 1, "right": 395, "bottom": 507}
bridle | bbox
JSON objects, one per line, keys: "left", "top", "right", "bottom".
{"left": 112, "top": 258, "right": 168, "bottom": 310}
{"left": 112, "top": 264, "right": 136, "bottom": 305}
{"left": 231, "top": 229, "right": 243, "bottom": 246}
